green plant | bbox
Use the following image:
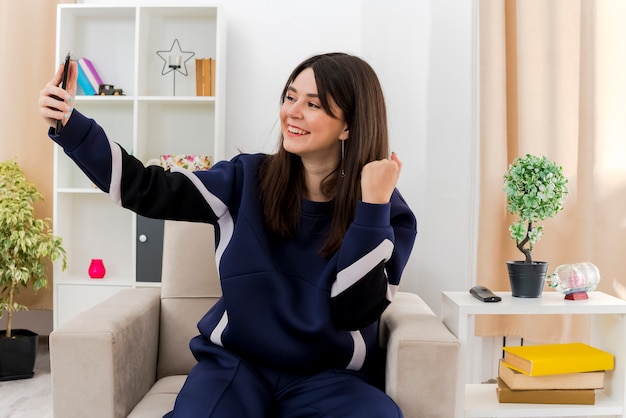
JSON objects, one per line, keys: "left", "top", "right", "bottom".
{"left": 504, "top": 154, "right": 569, "bottom": 264}
{"left": 0, "top": 160, "right": 66, "bottom": 339}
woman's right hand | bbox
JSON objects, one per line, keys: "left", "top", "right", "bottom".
{"left": 38, "top": 60, "right": 77, "bottom": 129}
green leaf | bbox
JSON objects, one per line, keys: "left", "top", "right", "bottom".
{"left": 509, "top": 222, "right": 526, "bottom": 242}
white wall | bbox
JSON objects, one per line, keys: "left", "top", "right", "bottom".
{"left": 220, "top": 0, "right": 363, "bottom": 156}
{"left": 0, "top": 310, "right": 52, "bottom": 336}
{"left": 360, "top": 1, "right": 479, "bottom": 313}
{"left": 80, "top": 0, "right": 479, "bottom": 313}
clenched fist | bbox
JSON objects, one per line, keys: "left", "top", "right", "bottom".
{"left": 360, "top": 152, "right": 402, "bottom": 204}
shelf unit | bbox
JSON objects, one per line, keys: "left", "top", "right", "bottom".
{"left": 441, "top": 291, "right": 626, "bottom": 417}
{"left": 52, "top": 4, "right": 225, "bottom": 328}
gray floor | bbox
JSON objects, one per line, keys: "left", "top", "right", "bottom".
{"left": 0, "top": 337, "right": 52, "bottom": 418}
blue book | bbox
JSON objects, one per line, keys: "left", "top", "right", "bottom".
{"left": 77, "top": 64, "right": 96, "bottom": 95}
{"left": 77, "top": 57, "right": 104, "bottom": 92}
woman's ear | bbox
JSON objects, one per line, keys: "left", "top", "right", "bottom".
{"left": 339, "top": 127, "right": 349, "bottom": 140}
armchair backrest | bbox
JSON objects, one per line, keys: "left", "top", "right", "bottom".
{"left": 157, "top": 220, "right": 222, "bottom": 379}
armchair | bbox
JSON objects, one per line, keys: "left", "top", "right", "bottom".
{"left": 51, "top": 220, "right": 459, "bottom": 418}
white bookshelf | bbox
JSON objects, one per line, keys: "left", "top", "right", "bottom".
{"left": 52, "top": 4, "right": 226, "bottom": 328}
{"left": 442, "top": 291, "right": 626, "bottom": 417}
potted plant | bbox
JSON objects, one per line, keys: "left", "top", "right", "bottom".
{"left": 0, "top": 160, "right": 66, "bottom": 380}
{"left": 503, "top": 154, "right": 568, "bottom": 297}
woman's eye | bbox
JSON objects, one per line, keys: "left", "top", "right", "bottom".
{"left": 308, "top": 102, "right": 321, "bottom": 109}
{"left": 285, "top": 95, "right": 296, "bottom": 102}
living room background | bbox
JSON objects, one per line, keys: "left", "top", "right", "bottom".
{"left": 0, "top": 0, "right": 478, "bottom": 334}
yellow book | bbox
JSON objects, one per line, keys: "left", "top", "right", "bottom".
{"left": 502, "top": 342, "right": 614, "bottom": 376}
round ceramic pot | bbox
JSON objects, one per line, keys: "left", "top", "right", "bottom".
{"left": 506, "top": 261, "right": 548, "bottom": 298}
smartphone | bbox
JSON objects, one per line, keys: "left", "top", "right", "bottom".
{"left": 53, "top": 51, "right": 72, "bottom": 135}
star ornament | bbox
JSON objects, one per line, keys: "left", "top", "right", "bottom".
{"left": 156, "top": 39, "right": 195, "bottom": 76}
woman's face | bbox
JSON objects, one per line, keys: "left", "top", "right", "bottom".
{"left": 280, "top": 68, "right": 348, "bottom": 165}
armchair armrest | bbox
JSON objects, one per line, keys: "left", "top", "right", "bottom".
{"left": 50, "top": 288, "right": 161, "bottom": 418}
{"left": 381, "top": 292, "right": 460, "bottom": 418}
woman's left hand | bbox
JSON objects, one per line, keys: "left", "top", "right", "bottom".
{"left": 38, "top": 60, "right": 77, "bottom": 129}
{"left": 360, "top": 152, "right": 402, "bottom": 204}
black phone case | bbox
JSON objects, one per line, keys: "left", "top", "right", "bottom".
{"left": 54, "top": 52, "right": 71, "bottom": 135}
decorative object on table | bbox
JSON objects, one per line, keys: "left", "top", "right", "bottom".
{"left": 503, "top": 154, "right": 569, "bottom": 298}
{"left": 146, "top": 154, "right": 212, "bottom": 172}
{"left": 546, "top": 262, "right": 600, "bottom": 300}
{"left": 195, "top": 57, "right": 216, "bottom": 96}
{"left": 88, "top": 259, "right": 106, "bottom": 279}
{"left": 156, "top": 38, "right": 195, "bottom": 96}
{"left": 0, "top": 160, "right": 67, "bottom": 380}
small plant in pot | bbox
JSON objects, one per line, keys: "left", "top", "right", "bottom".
{"left": 503, "top": 154, "right": 568, "bottom": 298}
{"left": 0, "top": 160, "right": 67, "bottom": 380}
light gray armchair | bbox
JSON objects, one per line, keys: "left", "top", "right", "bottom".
{"left": 50, "top": 220, "right": 459, "bottom": 418}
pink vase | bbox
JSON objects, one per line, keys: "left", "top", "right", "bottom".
{"left": 88, "top": 259, "right": 106, "bottom": 279}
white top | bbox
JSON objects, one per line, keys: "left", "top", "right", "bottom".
{"left": 442, "top": 291, "right": 626, "bottom": 315}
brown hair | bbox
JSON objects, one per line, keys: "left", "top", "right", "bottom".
{"left": 259, "top": 53, "right": 389, "bottom": 257}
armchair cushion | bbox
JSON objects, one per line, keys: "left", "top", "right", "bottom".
{"left": 127, "top": 376, "right": 185, "bottom": 418}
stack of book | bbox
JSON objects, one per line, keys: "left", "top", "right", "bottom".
{"left": 496, "top": 342, "right": 614, "bottom": 405}
{"left": 195, "top": 58, "right": 216, "bottom": 96}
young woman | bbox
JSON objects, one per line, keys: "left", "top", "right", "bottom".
{"left": 39, "top": 52, "right": 417, "bottom": 417}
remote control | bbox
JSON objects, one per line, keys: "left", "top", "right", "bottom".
{"left": 469, "top": 286, "right": 502, "bottom": 302}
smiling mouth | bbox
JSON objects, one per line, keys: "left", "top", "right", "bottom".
{"left": 287, "top": 125, "right": 310, "bottom": 135}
